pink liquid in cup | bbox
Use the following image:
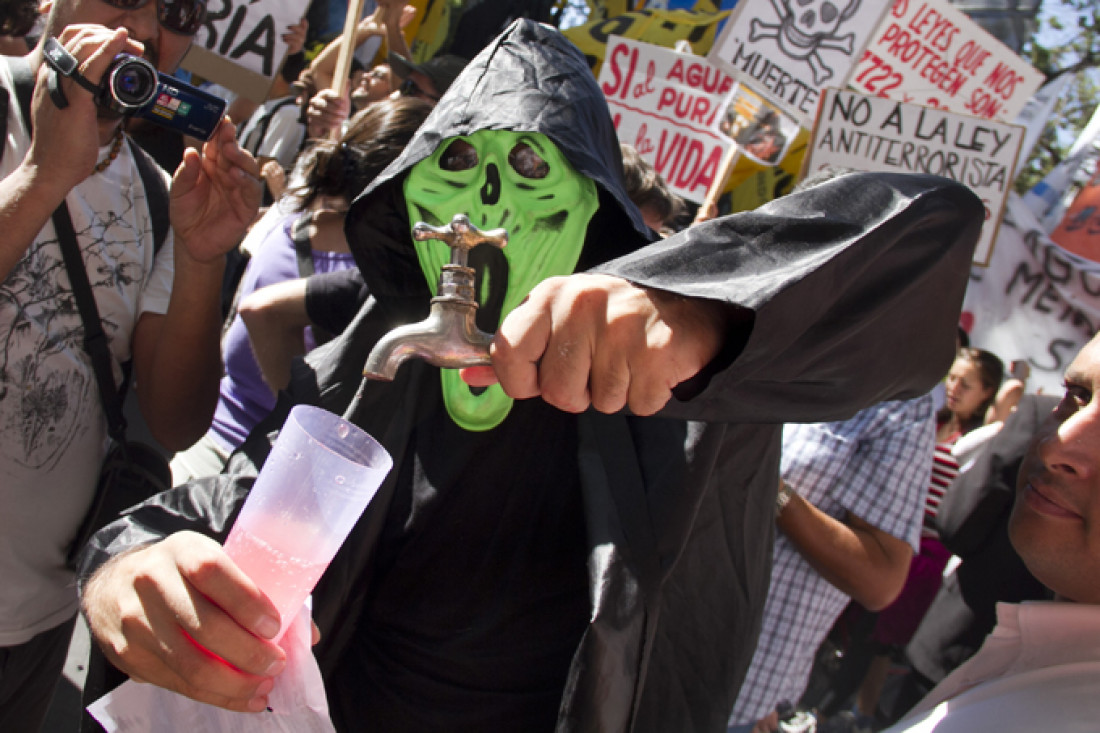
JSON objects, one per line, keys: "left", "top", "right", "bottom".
{"left": 223, "top": 405, "right": 392, "bottom": 641}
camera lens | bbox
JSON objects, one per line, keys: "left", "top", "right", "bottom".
{"left": 104, "top": 56, "right": 157, "bottom": 111}
{"left": 117, "top": 68, "right": 148, "bottom": 97}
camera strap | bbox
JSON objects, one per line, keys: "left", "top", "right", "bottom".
{"left": 42, "top": 37, "right": 101, "bottom": 109}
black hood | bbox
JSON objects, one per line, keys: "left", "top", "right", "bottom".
{"left": 344, "top": 19, "right": 651, "bottom": 318}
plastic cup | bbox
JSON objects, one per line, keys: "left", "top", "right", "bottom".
{"left": 223, "top": 405, "right": 392, "bottom": 641}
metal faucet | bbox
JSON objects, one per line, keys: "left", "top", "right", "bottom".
{"left": 363, "top": 214, "right": 508, "bottom": 381}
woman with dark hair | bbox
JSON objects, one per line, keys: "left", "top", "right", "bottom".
{"left": 851, "top": 347, "right": 1004, "bottom": 726}
{"left": 936, "top": 348, "right": 1004, "bottom": 441}
{"left": 170, "top": 96, "right": 432, "bottom": 482}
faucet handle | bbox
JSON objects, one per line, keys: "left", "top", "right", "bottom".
{"left": 413, "top": 214, "right": 508, "bottom": 266}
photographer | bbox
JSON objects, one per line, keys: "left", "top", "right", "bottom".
{"left": 0, "top": 0, "right": 260, "bottom": 728}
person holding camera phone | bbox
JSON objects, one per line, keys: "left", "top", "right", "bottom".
{"left": 0, "top": 0, "right": 261, "bottom": 728}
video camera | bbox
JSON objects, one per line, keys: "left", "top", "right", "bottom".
{"left": 43, "top": 38, "right": 226, "bottom": 141}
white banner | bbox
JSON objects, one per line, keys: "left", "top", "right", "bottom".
{"left": 850, "top": 0, "right": 1044, "bottom": 122}
{"left": 599, "top": 36, "right": 738, "bottom": 203}
{"left": 707, "top": 0, "right": 893, "bottom": 127}
{"left": 1068, "top": 93, "right": 1100, "bottom": 159}
{"left": 806, "top": 88, "right": 1024, "bottom": 264}
{"left": 962, "top": 194, "right": 1100, "bottom": 395}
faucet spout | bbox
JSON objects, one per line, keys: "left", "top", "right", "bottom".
{"left": 363, "top": 214, "right": 507, "bottom": 381}
{"left": 363, "top": 287, "right": 493, "bottom": 380}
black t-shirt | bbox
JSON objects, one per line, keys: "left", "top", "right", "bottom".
{"left": 305, "top": 268, "right": 369, "bottom": 337}
{"left": 329, "top": 383, "right": 590, "bottom": 732}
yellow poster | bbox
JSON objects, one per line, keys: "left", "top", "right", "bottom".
{"left": 564, "top": 7, "right": 729, "bottom": 75}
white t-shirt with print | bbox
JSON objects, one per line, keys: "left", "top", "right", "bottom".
{"left": 0, "top": 63, "right": 174, "bottom": 646}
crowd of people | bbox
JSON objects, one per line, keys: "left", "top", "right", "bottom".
{"left": 0, "top": 2, "right": 1094, "bottom": 733}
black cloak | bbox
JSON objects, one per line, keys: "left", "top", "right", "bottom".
{"left": 80, "top": 19, "right": 984, "bottom": 733}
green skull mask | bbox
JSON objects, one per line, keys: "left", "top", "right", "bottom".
{"left": 404, "top": 129, "right": 598, "bottom": 431}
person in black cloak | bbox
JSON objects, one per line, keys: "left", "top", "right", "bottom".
{"left": 77, "top": 20, "right": 985, "bottom": 733}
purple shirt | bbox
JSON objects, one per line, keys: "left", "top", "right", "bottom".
{"left": 210, "top": 213, "right": 356, "bottom": 451}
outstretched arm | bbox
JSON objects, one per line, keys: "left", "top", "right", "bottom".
{"left": 590, "top": 172, "right": 985, "bottom": 424}
{"left": 468, "top": 174, "right": 981, "bottom": 426}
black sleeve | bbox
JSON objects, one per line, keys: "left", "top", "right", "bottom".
{"left": 305, "top": 267, "right": 369, "bottom": 336}
{"left": 76, "top": 475, "right": 254, "bottom": 589}
{"left": 594, "top": 171, "right": 984, "bottom": 425}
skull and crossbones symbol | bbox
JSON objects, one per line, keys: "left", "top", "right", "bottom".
{"left": 749, "top": 0, "right": 862, "bottom": 85}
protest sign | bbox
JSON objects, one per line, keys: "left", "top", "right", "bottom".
{"left": 182, "top": 0, "right": 303, "bottom": 102}
{"left": 714, "top": 84, "right": 800, "bottom": 166}
{"left": 962, "top": 195, "right": 1100, "bottom": 395}
{"left": 1050, "top": 166, "right": 1100, "bottom": 263}
{"left": 599, "top": 36, "right": 737, "bottom": 203}
{"left": 806, "top": 87, "right": 1023, "bottom": 264}
{"left": 565, "top": 7, "right": 729, "bottom": 76}
{"left": 850, "top": 0, "right": 1044, "bottom": 121}
{"left": 707, "top": 0, "right": 893, "bottom": 127}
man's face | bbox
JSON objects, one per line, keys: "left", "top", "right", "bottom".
{"left": 46, "top": 0, "right": 193, "bottom": 72}
{"left": 1010, "top": 333, "right": 1100, "bottom": 604}
{"left": 351, "top": 64, "right": 392, "bottom": 109}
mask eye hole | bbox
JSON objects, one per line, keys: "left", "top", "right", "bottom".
{"left": 440, "top": 140, "right": 478, "bottom": 171}
{"left": 509, "top": 142, "right": 549, "bottom": 179}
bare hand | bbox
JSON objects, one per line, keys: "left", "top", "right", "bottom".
{"left": 261, "top": 159, "right": 287, "bottom": 201}
{"left": 752, "top": 710, "right": 779, "bottom": 733}
{"left": 170, "top": 119, "right": 262, "bottom": 262}
{"left": 356, "top": 6, "right": 386, "bottom": 36}
{"left": 693, "top": 200, "right": 719, "bottom": 225}
{"left": 27, "top": 25, "right": 144, "bottom": 190}
{"left": 82, "top": 532, "right": 288, "bottom": 713}
{"left": 282, "top": 18, "right": 309, "bottom": 56}
{"left": 306, "top": 88, "right": 350, "bottom": 139}
{"left": 462, "top": 274, "right": 728, "bottom": 416}
{"left": 395, "top": 3, "right": 417, "bottom": 28}
{"left": 365, "top": 1, "right": 416, "bottom": 32}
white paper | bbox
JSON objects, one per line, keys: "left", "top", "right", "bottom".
{"left": 88, "top": 604, "right": 335, "bottom": 733}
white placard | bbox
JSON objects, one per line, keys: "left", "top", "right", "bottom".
{"left": 805, "top": 88, "right": 1024, "bottom": 264}
{"left": 962, "top": 195, "right": 1100, "bottom": 395}
{"left": 849, "top": 0, "right": 1045, "bottom": 121}
{"left": 599, "top": 36, "right": 737, "bottom": 203}
{"left": 182, "top": 0, "right": 302, "bottom": 101}
{"left": 707, "top": 0, "right": 894, "bottom": 127}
